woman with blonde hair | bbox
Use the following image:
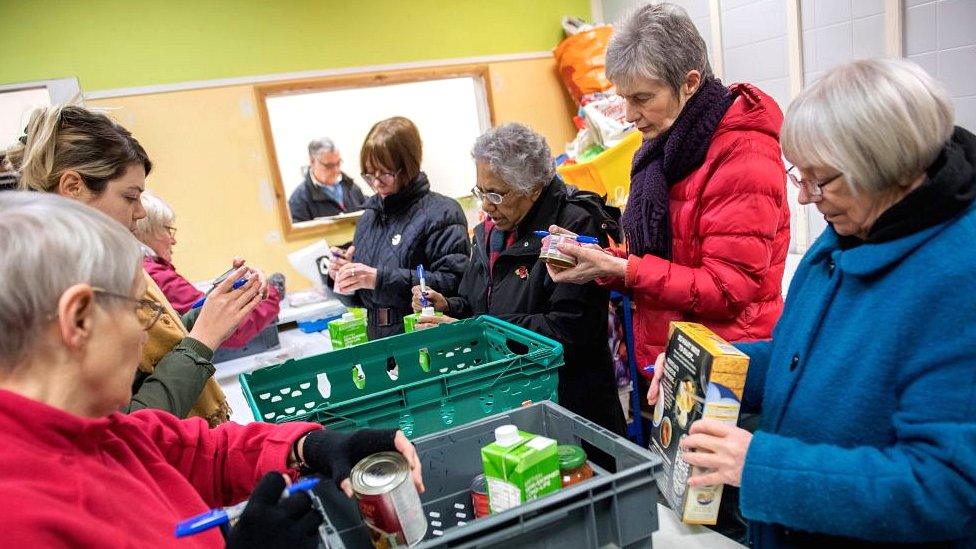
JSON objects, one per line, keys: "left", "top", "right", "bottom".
{"left": 5, "top": 105, "right": 258, "bottom": 425}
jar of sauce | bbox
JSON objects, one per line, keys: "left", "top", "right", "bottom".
{"left": 558, "top": 444, "right": 593, "bottom": 487}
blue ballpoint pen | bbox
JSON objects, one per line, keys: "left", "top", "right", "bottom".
{"left": 174, "top": 477, "right": 321, "bottom": 538}
{"left": 416, "top": 265, "right": 430, "bottom": 308}
{"left": 189, "top": 277, "right": 249, "bottom": 309}
{"left": 532, "top": 230, "right": 600, "bottom": 245}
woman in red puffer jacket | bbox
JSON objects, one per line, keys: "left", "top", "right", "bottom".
{"left": 548, "top": 3, "right": 790, "bottom": 380}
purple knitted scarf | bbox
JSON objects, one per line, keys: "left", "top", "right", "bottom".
{"left": 622, "top": 78, "right": 735, "bottom": 259}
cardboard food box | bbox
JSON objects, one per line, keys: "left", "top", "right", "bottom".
{"left": 651, "top": 322, "right": 749, "bottom": 525}
{"left": 481, "top": 425, "right": 561, "bottom": 514}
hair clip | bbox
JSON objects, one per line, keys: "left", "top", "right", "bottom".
{"left": 18, "top": 135, "right": 27, "bottom": 145}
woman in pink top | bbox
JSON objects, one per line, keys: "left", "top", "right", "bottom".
{"left": 136, "top": 191, "right": 283, "bottom": 348}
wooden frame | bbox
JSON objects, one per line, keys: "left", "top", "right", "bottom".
{"left": 254, "top": 63, "right": 495, "bottom": 241}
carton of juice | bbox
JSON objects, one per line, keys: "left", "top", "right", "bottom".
{"left": 651, "top": 322, "right": 749, "bottom": 525}
{"left": 480, "top": 425, "right": 561, "bottom": 513}
{"left": 403, "top": 307, "right": 443, "bottom": 333}
{"left": 328, "top": 311, "right": 368, "bottom": 349}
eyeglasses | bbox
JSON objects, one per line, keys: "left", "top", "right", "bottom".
{"left": 362, "top": 170, "right": 399, "bottom": 186}
{"left": 163, "top": 225, "right": 177, "bottom": 238}
{"left": 315, "top": 159, "right": 342, "bottom": 170}
{"left": 92, "top": 287, "right": 165, "bottom": 331}
{"left": 471, "top": 186, "right": 509, "bottom": 205}
{"left": 786, "top": 166, "right": 843, "bottom": 198}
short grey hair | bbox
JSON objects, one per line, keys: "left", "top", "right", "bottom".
{"left": 0, "top": 192, "right": 142, "bottom": 368}
{"left": 471, "top": 123, "right": 555, "bottom": 195}
{"left": 606, "top": 3, "right": 712, "bottom": 93}
{"left": 782, "top": 58, "right": 954, "bottom": 194}
{"left": 308, "top": 137, "right": 337, "bottom": 157}
{"left": 134, "top": 190, "right": 175, "bottom": 243}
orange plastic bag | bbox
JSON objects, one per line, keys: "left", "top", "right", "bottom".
{"left": 553, "top": 25, "right": 615, "bottom": 104}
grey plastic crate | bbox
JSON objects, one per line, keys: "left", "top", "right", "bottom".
{"left": 314, "top": 401, "right": 663, "bottom": 548}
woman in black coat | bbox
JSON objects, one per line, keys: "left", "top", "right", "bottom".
{"left": 411, "top": 123, "right": 626, "bottom": 435}
{"left": 329, "top": 117, "right": 469, "bottom": 339}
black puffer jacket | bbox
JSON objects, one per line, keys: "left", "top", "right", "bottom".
{"left": 337, "top": 172, "right": 469, "bottom": 339}
{"left": 446, "top": 178, "right": 626, "bottom": 435}
{"left": 288, "top": 171, "right": 367, "bottom": 222}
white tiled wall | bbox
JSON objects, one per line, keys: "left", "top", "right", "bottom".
{"left": 905, "top": 0, "right": 976, "bottom": 131}
{"left": 801, "top": 0, "right": 886, "bottom": 83}
{"left": 720, "top": 0, "right": 791, "bottom": 108}
{"left": 601, "top": 0, "right": 715, "bottom": 66}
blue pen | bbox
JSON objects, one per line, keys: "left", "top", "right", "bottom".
{"left": 533, "top": 230, "right": 600, "bottom": 245}
{"left": 175, "top": 477, "right": 321, "bottom": 538}
{"left": 190, "top": 277, "right": 249, "bottom": 309}
{"left": 416, "top": 265, "right": 430, "bottom": 308}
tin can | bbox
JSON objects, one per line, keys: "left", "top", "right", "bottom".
{"left": 539, "top": 234, "right": 577, "bottom": 269}
{"left": 350, "top": 452, "right": 427, "bottom": 548}
{"left": 470, "top": 474, "right": 490, "bottom": 518}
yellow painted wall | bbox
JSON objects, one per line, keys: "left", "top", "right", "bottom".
{"left": 88, "top": 57, "right": 578, "bottom": 289}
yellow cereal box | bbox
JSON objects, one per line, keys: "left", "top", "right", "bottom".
{"left": 650, "top": 322, "right": 749, "bottom": 525}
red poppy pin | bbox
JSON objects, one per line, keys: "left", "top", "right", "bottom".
{"left": 515, "top": 266, "right": 529, "bottom": 279}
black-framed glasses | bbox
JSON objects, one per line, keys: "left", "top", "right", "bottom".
{"left": 786, "top": 165, "right": 843, "bottom": 198}
{"left": 92, "top": 287, "right": 165, "bottom": 331}
{"left": 163, "top": 225, "right": 177, "bottom": 238}
{"left": 362, "top": 170, "right": 399, "bottom": 186}
{"left": 471, "top": 186, "right": 509, "bottom": 205}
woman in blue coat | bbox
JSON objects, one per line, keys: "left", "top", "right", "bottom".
{"left": 649, "top": 59, "right": 976, "bottom": 547}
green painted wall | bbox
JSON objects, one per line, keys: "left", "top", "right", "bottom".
{"left": 0, "top": 0, "right": 589, "bottom": 91}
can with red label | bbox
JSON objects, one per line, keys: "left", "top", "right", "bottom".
{"left": 350, "top": 451, "right": 427, "bottom": 548}
{"left": 470, "top": 474, "right": 490, "bottom": 518}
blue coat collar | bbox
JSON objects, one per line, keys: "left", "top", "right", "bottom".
{"left": 806, "top": 212, "right": 964, "bottom": 278}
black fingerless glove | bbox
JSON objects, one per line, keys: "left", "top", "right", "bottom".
{"left": 302, "top": 428, "right": 398, "bottom": 487}
{"left": 226, "top": 472, "right": 322, "bottom": 549}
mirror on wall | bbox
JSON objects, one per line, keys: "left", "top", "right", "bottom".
{"left": 256, "top": 65, "right": 494, "bottom": 240}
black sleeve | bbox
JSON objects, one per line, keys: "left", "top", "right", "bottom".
{"left": 495, "top": 211, "right": 606, "bottom": 343}
{"left": 288, "top": 189, "right": 312, "bottom": 223}
{"left": 372, "top": 207, "right": 470, "bottom": 304}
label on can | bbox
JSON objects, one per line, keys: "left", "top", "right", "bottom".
{"left": 351, "top": 452, "right": 427, "bottom": 548}
{"left": 539, "top": 234, "right": 577, "bottom": 269}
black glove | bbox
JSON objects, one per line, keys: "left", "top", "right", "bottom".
{"left": 302, "top": 428, "right": 398, "bottom": 488}
{"left": 226, "top": 472, "right": 322, "bottom": 549}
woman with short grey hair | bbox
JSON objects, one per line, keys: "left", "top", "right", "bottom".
{"left": 409, "top": 123, "right": 627, "bottom": 434}
{"left": 136, "top": 191, "right": 285, "bottom": 348}
{"left": 0, "top": 192, "right": 423, "bottom": 547}
{"left": 653, "top": 59, "right": 976, "bottom": 547}
{"left": 548, "top": 3, "right": 791, "bottom": 392}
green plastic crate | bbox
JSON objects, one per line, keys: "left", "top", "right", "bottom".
{"left": 240, "top": 315, "right": 564, "bottom": 438}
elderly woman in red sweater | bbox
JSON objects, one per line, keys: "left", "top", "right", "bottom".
{"left": 0, "top": 192, "right": 422, "bottom": 548}
{"left": 549, "top": 3, "right": 790, "bottom": 393}
{"left": 135, "top": 191, "right": 284, "bottom": 349}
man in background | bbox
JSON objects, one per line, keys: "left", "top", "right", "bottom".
{"left": 288, "top": 137, "right": 366, "bottom": 222}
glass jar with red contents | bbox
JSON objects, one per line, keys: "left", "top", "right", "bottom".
{"left": 558, "top": 444, "right": 593, "bottom": 487}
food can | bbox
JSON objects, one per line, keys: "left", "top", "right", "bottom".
{"left": 539, "top": 234, "right": 577, "bottom": 269}
{"left": 470, "top": 474, "right": 490, "bottom": 518}
{"left": 350, "top": 451, "right": 427, "bottom": 548}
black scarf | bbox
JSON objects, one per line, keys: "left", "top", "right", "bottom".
{"left": 621, "top": 77, "right": 735, "bottom": 258}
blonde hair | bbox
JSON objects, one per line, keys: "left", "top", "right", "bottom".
{"left": 4, "top": 105, "right": 152, "bottom": 194}
{"left": 134, "top": 190, "right": 175, "bottom": 243}
{"left": 782, "top": 58, "right": 953, "bottom": 194}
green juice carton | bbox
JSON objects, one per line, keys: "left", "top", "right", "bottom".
{"left": 403, "top": 306, "right": 443, "bottom": 333}
{"left": 328, "top": 311, "right": 368, "bottom": 349}
{"left": 480, "top": 425, "right": 561, "bottom": 513}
